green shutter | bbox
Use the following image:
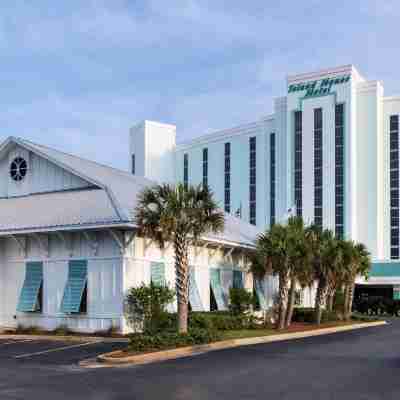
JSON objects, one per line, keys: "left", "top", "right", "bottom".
{"left": 233, "top": 270, "right": 244, "bottom": 289}
{"left": 17, "top": 262, "right": 43, "bottom": 312}
{"left": 189, "top": 266, "right": 203, "bottom": 311}
{"left": 254, "top": 278, "right": 268, "bottom": 310}
{"left": 210, "top": 268, "right": 227, "bottom": 310}
{"left": 151, "top": 262, "right": 165, "bottom": 286}
{"left": 61, "top": 260, "right": 87, "bottom": 313}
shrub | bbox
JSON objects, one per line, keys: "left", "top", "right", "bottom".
{"left": 354, "top": 297, "right": 400, "bottom": 316}
{"left": 333, "top": 289, "right": 346, "bottom": 312}
{"left": 189, "top": 311, "right": 260, "bottom": 330}
{"left": 229, "top": 288, "right": 254, "bottom": 315}
{"left": 125, "top": 283, "right": 175, "bottom": 334}
{"left": 128, "top": 328, "right": 221, "bottom": 352}
{"left": 292, "top": 307, "right": 339, "bottom": 323}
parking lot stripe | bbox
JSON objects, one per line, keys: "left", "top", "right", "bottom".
{"left": 14, "top": 341, "right": 100, "bottom": 359}
{"left": 0, "top": 339, "right": 34, "bottom": 347}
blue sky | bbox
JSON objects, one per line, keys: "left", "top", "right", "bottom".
{"left": 0, "top": 0, "right": 398, "bottom": 170}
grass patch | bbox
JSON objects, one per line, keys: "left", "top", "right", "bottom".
{"left": 220, "top": 321, "right": 357, "bottom": 340}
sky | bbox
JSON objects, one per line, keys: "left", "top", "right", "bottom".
{"left": 0, "top": 0, "right": 398, "bottom": 170}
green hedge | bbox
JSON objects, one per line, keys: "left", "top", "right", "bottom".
{"left": 128, "top": 328, "right": 221, "bottom": 352}
{"left": 354, "top": 297, "right": 400, "bottom": 316}
{"left": 189, "top": 312, "right": 260, "bottom": 331}
{"left": 292, "top": 308, "right": 339, "bottom": 323}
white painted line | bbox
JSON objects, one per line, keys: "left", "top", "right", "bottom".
{"left": 0, "top": 339, "right": 34, "bottom": 347}
{"left": 14, "top": 341, "right": 101, "bottom": 359}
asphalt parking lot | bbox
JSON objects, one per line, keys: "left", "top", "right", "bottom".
{"left": 0, "top": 337, "right": 127, "bottom": 366}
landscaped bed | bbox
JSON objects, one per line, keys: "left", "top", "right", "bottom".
{"left": 109, "top": 320, "right": 374, "bottom": 358}
{"left": 101, "top": 320, "right": 383, "bottom": 362}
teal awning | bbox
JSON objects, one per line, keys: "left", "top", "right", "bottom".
{"left": 151, "top": 262, "right": 166, "bottom": 286}
{"left": 233, "top": 270, "right": 244, "bottom": 289}
{"left": 17, "top": 262, "right": 43, "bottom": 312}
{"left": 210, "top": 268, "right": 227, "bottom": 310}
{"left": 189, "top": 266, "right": 203, "bottom": 312}
{"left": 370, "top": 262, "right": 400, "bottom": 277}
{"left": 61, "top": 260, "right": 87, "bottom": 313}
{"left": 254, "top": 278, "right": 268, "bottom": 310}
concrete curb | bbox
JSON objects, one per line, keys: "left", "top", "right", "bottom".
{"left": 97, "top": 321, "right": 386, "bottom": 366}
{"left": 0, "top": 333, "right": 129, "bottom": 343}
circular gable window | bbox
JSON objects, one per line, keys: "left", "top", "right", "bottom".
{"left": 10, "top": 157, "right": 28, "bottom": 181}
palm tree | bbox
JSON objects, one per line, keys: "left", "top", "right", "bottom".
{"left": 256, "top": 223, "right": 291, "bottom": 330}
{"left": 255, "top": 216, "right": 311, "bottom": 330}
{"left": 285, "top": 217, "right": 313, "bottom": 328}
{"left": 342, "top": 242, "right": 371, "bottom": 320}
{"left": 135, "top": 183, "right": 225, "bottom": 333}
{"left": 307, "top": 227, "right": 339, "bottom": 325}
{"left": 326, "top": 239, "right": 348, "bottom": 313}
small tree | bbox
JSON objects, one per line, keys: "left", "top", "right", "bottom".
{"left": 342, "top": 242, "right": 370, "bottom": 320}
{"left": 229, "top": 288, "right": 254, "bottom": 315}
{"left": 285, "top": 217, "right": 313, "bottom": 328}
{"left": 135, "top": 183, "right": 225, "bottom": 333}
{"left": 307, "top": 227, "right": 340, "bottom": 325}
{"left": 125, "top": 282, "right": 175, "bottom": 334}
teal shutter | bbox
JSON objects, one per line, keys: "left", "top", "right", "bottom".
{"left": 17, "top": 262, "right": 43, "bottom": 312}
{"left": 189, "top": 266, "right": 203, "bottom": 311}
{"left": 233, "top": 270, "right": 244, "bottom": 289}
{"left": 151, "top": 262, "right": 166, "bottom": 286}
{"left": 61, "top": 260, "right": 87, "bottom": 313}
{"left": 210, "top": 268, "right": 227, "bottom": 310}
{"left": 254, "top": 278, "right": 268, "bottom": 310}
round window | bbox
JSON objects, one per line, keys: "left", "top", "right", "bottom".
{"left": 10, "top": 157, "right": 28, "bottom": 181}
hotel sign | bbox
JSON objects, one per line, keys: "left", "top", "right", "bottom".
{"left": 288, "top": 75, "right": 351, "bottom": 99}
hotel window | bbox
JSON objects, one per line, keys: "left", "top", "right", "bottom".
{"left": 202, "top": 148, "right": 208, "bottom": 188}
{"left": 390, "top": 115, "right": 399, "bottom": 259}
{"left": 131, "top": 154, "right": 135, "bottom": 175}
{"left": 224, "top": 143, "right": 230, "bottom": 213}
{"left": 335, "top": 104, "right": 345, "bottom": 239}
{"left": 183, "top": 153, "right": 189, "bottom": 189}
{"left": 249, "top": 136, "right": 256, "bottom": 225}
{"left": 294, "top": 111, "right": 302, "bottom": 216}
{"left": 314, "top": 108, "right": 323, "bottom": 227}
{"left": 270, "top": 133, "right": 276, "bottom": 226}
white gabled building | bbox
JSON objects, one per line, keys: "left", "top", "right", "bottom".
{"left": 0, "top": 136, "right": 270, "bottom": 334}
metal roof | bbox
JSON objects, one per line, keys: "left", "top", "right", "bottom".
{"left": 0, "top": 137, "right": 260, "bottom": 248}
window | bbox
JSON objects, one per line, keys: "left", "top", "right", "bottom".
{"left": 210, "top": 268, "right": 227, "bottom": 310}
{"left": 183, "top": 153, "right": 189, "bottom": 189}
{"left": 294, "top": 111, "right": 302, "bottom": 216}
{"left": 17, "top": 262, "right": 43, "bottom": 313}
{"left": 189, "top": 266, "right": 203, "bottom": 311}
{"left": 202, "top": 148, "right": 208, "bottom": 188}
{"left": 249, "top": 137, "right": 257, "bottom": 225}
{"left": 390, "top": 115, "right": 399, "bottom": 259}
{"left": 335, "top": 104, "right": 345, "bottom": 239}
{"left": 224, "top": 143, "right": 230, "bottom": 213}
{"left": 151, "top": 262, "right": 166, "bottom": 286}
{"left": 314, "top": 108, "right": 323, "bottom": 227}
{"left": 270, "top": 133, "right": 276, "bottom": 226}
{"left": 10, "top": 157, "right": 28, "bottom": 182}
{"left": 233, "top": 270, "right": 244, "bottom": 289}
{"left": 61, "top": 260, "right": 88, "bottom": 314}
{"left": 131, "top": 154, "right": 135, "bottom": 175}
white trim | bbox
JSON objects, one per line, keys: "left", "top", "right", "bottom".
{"left": 6, "top": 256, "right": 122, "bottom": 263}
{"left": 287, "top": 64, "right": 356, "bottom": 83}
{"left": 177, "top": 116, "right": 274, "bottom": 151}
{"left": 0, "top": 222, "right": 135, "bottom": 236}
{"left": 14, "top": 341, "right": 99, "bottom": 359}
